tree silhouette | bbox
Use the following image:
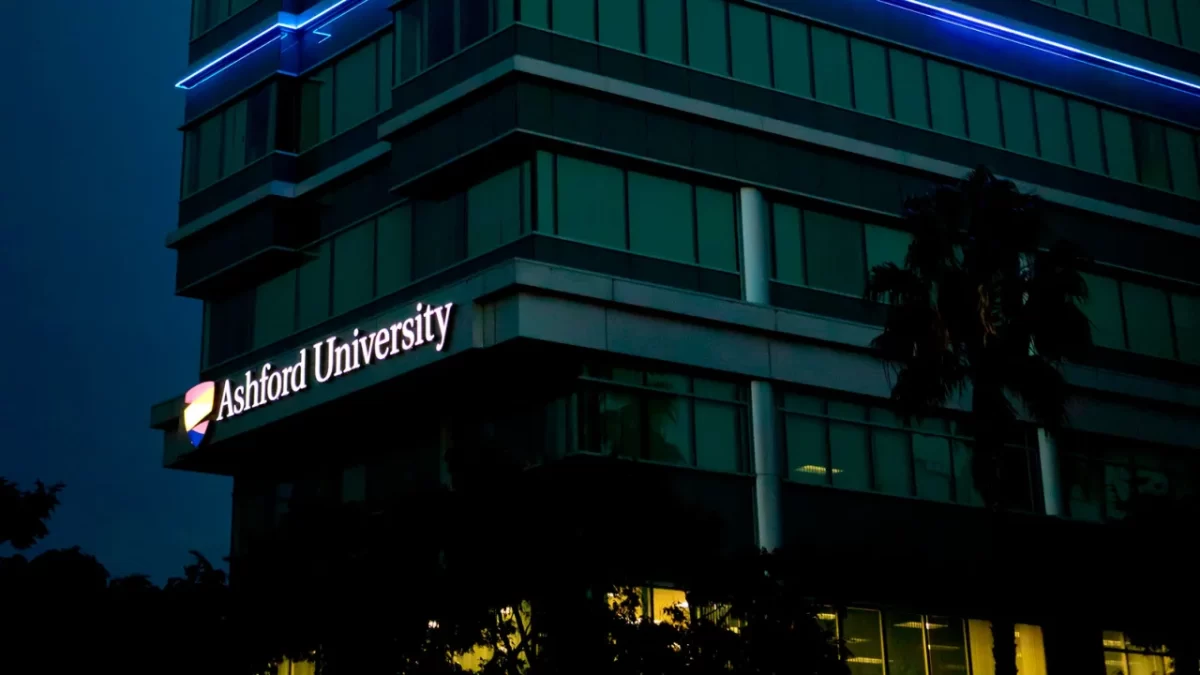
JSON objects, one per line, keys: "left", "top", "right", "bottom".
{"left": 866, "top": 167, "right": 1092, "bottom": 675}
{"left": 0, "top": 477, "right": 63, "bottom": 549}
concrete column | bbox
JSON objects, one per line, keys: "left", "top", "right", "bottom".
{"left": 1038, "top": 428, "right": 1063, "bottom": 517}
{"left": 739, "top": 187, "right": 783, "bottom": 551}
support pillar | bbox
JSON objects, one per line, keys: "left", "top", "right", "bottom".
{"left": 739, "top": 187, "right": 782, "bottom": 551}
{"left": 1038, "top": 428, "right": 1063, "bottom": 516}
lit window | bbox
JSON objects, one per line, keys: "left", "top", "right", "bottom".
{"left": 1102, "top": 630, "right": 1173, "bottom": 675}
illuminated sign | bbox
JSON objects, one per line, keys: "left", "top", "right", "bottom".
{"left": 190, "top": 301, "right": 453, "bottom": 428}
{"left": 183, "top": 382, "right": 216, "bottom": 447}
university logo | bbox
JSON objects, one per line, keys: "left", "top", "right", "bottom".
{"left": 183, "top": 381, "right": 216, "bottom": 448}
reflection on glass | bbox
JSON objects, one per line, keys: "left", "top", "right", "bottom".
{"left": 651, "top": 588, "right": 689, "bottom": 625}
{"left": 926, "top": 615, "right": 967, "bottom": 675}
{"left": 953, "top": 442, "right": 984, "bottom": 507}
{"left": 843, "top": 608, "right": 884, "bottom": 675}
{"left": 646, "top": 394, "right": 691, "bottom": 466}
{"left": 1014, "top": 624, "right": 1048, "bottom": 675}
{"left": 968, "top": 619, "right": 996, "bottom": 675}
{"left": 914, "top": 434, "right": 953, "bottom": 502}
{"left": 885, "top": 612, "right": 928, "bottom": 675}
{"left": 602, "top": 390, "right": 642, "bottom": 459}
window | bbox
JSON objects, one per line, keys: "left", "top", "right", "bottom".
{"left": 299, "top": 34, "right": 392, "bottom": 150}
{"left": 781, "top": 392, "right": 1036, "bottom": 510}
{"left": 1068, "top": 100, "right": 1106, "bottom": 174}
{"left": 1062, "top": 436, "right": 1195, "bottom": 522}
{"left": 183, "top": 86, "right": 273, "bottom": 196}
{"left": 1103, "top": 631, "right": 1174, "bottom": 675}
{"left": 191, "top": 0, "right": 256, "bottom": 38}
{"left": 963, "top": 70, "right": 1002, "bottom": 147}
{"left": 1147, "top": 0, "right": 1181, "bottom": 43}
{"left": 1122, "top": 282, "right": 1174, "bottom": 359}
{"left": 927, "top": 60, "right": 966, "bottom": 138}
{"left": 552, "top": 0, "right": 595, "bottom": 40}
{"left": 1088, "top": 0, "right": 1120, "bottom": 25}
{"left": 804, "top": 211, "right": 865, "bottom": 296}
{"left": 377, "top": 204, "right": 413, "bottom": 296}
{"left": 1134, "top": 119, "right": 1172, "bottom": 190}
{"left": 253, "top": 270, "right": 297, "bottom": 350}
{"left": 889, "top": 50, "right": 928, "bottom": 128}
{"left": 1182, "top": 0, "right": 1200, "bottom": 50}
{"left": 1165, "top": 128, "right": 1200, "bottom": 198}
{"left": 395, "top": 0, "right": 509, "bottom": 83}
{"left": 1080, "top": 272, "right": 1126, "bottom": 350}
{"left": 1117, "top": 0, "right": 1151, "bottom": 34}
{"left": 771, "top": 16, "right": 811, "bottom": 97}
{"left": 1172, "top": 293, "right": 1200, "bottom": 364}
{"left": 548, "top": 153, "right": 739, "bottom": 271}
{"left": 467, "top": 164, "right": 528, "bottom": 258}
{"left": 686, "top": 0, "right": 729, "bottom": 75}
{"left": 1033, "top": 91, "right": 1071, "bottom": 165}
{"left": 205, "top": 288, "right": 254, "bottom": 366}
{"left": 812, "top": 27, "right": 852, "bottom": 108}
{"left": 297, "top": 241, "right": 332, "bottom": 331}
{"left": 573, "top": 365, "right": 748, "bottom": 473}
{"left": 827, "top": 609, "right": 1046, "bottom": 675}
{"left": 644, "top": 0, "right": 685, "bottom": 63}
{"left": 729, "top": 4, "right": 770, "bottom": 86}
{"left": 1102, "top": 109, "right": 1139, "bottom": 182}
{"left": 332, "top": 220, "right": 375, "bottom": 315}
{"left": 599, "top": 0, "right": 641, "bottom": 53}
{"left": 851, "top": 39, "right": 890, "bottom": 118}
{"left": 999, "top": 81, "right": 1037, "bottom": 156}
{"left": 1080, "top": 271, "right": 1199, "bottom": 363}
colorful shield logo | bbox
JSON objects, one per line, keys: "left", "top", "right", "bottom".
{"left": 183, "top": 382, "right": 216, "bottom": 448}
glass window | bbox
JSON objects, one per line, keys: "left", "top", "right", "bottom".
{"left": 963, "top": 70, "right": 1002, "bottom": 147}
{"left": 599, "top": 0, "right": 640, "bottom": 52}
{"left": 246, "top": 86, "right": 272, "bottom": 162}
{"left": 1068, "top": 100, "right": 1106, "bottom": 174}
{"left": 521, "top": 0, "right": 550, "bottom": 28}
{"left": 196, "top": 114, "right": 223, "bottom": 191}
{"left": 1165, "top": 128, "right": 1200, "bottom": 198}
{"left": 1103, "top": 631, "right": 1175, "bottom": 675}
{"left": 397, "top": 0, "right": 423, "bottom": 82}
{"left": 1122, "top": 282, "right": 1175, "bottom": 359}
{"left": 628, "top": 172, "right": 695, "bottom": 264}
{"left": 926, "top": 616, "right": 968, "bottom": 675}
{"left": 552, "top": 0, "right": 595, "bottom": 40}
{"left": 555, "top": 156, "right": 627, "bottom": 250}
{"left": 297, "top": 241, "right": 332, "bottom": 330}
{"left": 497, "top": 0, "right": 515, "bottom": 28}
{"left": 843, "top": 608, "right": 885, "bottom": 675}
{"left": 646, "top": 389, "right": 692, "bottom": 466}
{"left": 468, "top": 165, "right": 524, "bottom": 258}
{"left": 1033, "top": 91, "right": 1071, "bottom": 165}
{"left": 729, "top": 3, "right": 770, "bottom": 87}
{"left": 332, "top": 221, "right": 376, "bottom": 315}
{"left": 771, "top": 16, "right": 811, "bottom": 97}
{"left": 786, "top": 404, "right": 828, "bottom": 485}
{"left": 460, "top": 0, "right": 491, "bottom": 47}
{"left": 1181, "top": 0, "right": 1200, "bottom": 50}
{"left": 1171, "top": 293, "right": 1200, "bottom": 365}
{"left": 851, "top": 39, "right": 890, "bottom": 118}
{"left": 999, "top": 81, "right": 1037, "bottom": 156}
{"left": 884, "top": 612, "right": 928, "bottom": 675}
{"left": 413, "top": 195, "right": 466, "bottom": 278}
{"left": 335, "top": 43, "right": 378, "bottom": 135}
{"left": 1102, "top": 109, "right": 1138, "bottom": 182}
{"left": 889, "top": 49, "right": 928, "bottom": 128}
{"left": 253, "top": 270, "right": 296, "bottom": 349}
{"left": 1117, "top": 0, "right": 1150, "bottom": 34}
{"left": 927, "top": 60, "right": 966, "bottom": 137}
{"left": 1064, "top": 454, "right": 1105, "bottom": 521}
{"left": 953, "top": 442, "right": 985, "bottom": 507}
{"left": 871, "top": 409, "right": 913, "bottom": 497}
{"left": 1134, "top": 119, "right": 1172, "bottom": 190}
{"left": 913, "top": 432, "right": 953, "bottom": 502}
{"left": 864, "top": 224, "right": 912, "bottom": 273}
{"left": 207, "top": 290, "right": 254, "bottom": 364}
{"left": 376, "top": 205, "right": 412, "bottom": 296}
{"left": 804, "top": 211, "right": 865, "bottom": 296}
{"left": 694, "top": 394, "right": 741, "bottom": 473}
{"left": 1147, "top": 0, "right": 1181, "bottom": 42}
{"left": 695, "top": 187, "right": 737, "bottom": 271}
{"left": 772, "top": 203, "right": 805, "bottom": 285}
{"left": 222, "top": 99, "right": 248, "bottom": 177}
{"left": 644, "top": 0, "right": 684, "bottom": 64}
{"left": 427, "top": 0, "right": 455, "bottom": 64}
{"left": 968, "top": 620, "right": 997, "bottom": 675}
{"left": 1080, "top": 273, "right": 1126, "bottom": 349}
{"left": 812, "top": 27, "right": 852, "bottom": 108}
{"left": 686, "top": 0, "right": 729, "bottom": 75}
{"left": 1087, "top": 0, "right": 1119, "bottom": 24}
{"left": 829, "top": 402, "right": 870, "bottom": 491}
{"left": 535, "top": 151, "right": 555, "bottom": 233}
{"left": 377, "top": 33, "right": 394, "bottom": 106}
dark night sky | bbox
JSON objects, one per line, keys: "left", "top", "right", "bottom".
{"left": 0, "top": 1, "right": 232, "bottom": 581}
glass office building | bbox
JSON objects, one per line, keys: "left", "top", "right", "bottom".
{"left": 155, "top": 0, "right": 1200, "bottom": 671}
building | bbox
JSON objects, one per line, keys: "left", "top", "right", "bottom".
{"left": 152, "top": 0, "right": 1200, "bottom": 672}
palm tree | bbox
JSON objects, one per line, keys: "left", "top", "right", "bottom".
{"left": 866, "top": 167, "right": 1092, "bottom": 675}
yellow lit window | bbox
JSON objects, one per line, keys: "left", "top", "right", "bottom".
{"left": 1103, "top": 630, "right": 1173, "bottom": 675}
{"left": 275, "top": 659, "right": 316, "bottom": 675}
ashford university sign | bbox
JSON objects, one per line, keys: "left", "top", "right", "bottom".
{"left": 213, "top": 301, "right": 454, "bottom": 424}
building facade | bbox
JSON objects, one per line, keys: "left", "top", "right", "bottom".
{"left": 154, "top": 0, "right": 1200, "bottom": 672}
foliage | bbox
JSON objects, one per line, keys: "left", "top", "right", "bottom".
{"left": 866, "top": 166, "right": 1092, "bottom": 675}
{"left": 0, "top": 477, "right": 63, "bottom": 549}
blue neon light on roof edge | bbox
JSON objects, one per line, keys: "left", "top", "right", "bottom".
{"left": 878, "top": 0, "right": 1200, "bottom": 95}
{"left": 175, "top": 0, "right": 353, "bottom": 89}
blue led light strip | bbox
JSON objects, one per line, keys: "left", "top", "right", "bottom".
{"left": 175, "top": 0, "right": 354, "bottom": 89}
{"left": 879, "top": 0, "right": 1200, "bottom": 96}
